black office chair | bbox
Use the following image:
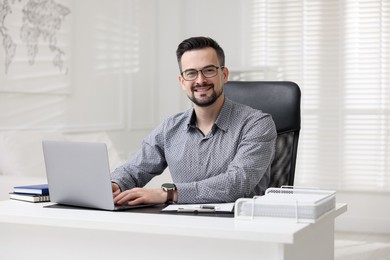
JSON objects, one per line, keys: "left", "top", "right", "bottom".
{"left": 224, "top": 81, "right": 301, "bottom": 188}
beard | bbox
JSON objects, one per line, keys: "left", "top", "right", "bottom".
{"left": 187, "top": 83, "right": 223, "bottom": 107}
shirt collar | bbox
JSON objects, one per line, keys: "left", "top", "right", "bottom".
{"left": 185, "top": 96, "right": 233, "bottom": 133}
{"left": 214, "top": 97, "right": 233, "bottom": 132}
{"left": 187, "top": 110, "right": 197, "bottom": 129}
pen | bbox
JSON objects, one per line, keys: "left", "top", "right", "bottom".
{"left": 177, "top": 207, "right": 215, "bottom": 213}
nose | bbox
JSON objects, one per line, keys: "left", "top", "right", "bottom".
{"left": 195, "top": 71, "right": 207, "bottom": 85}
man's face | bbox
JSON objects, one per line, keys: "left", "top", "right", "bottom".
{"left": 178, "top": 47, "right": 228, "bottom": 107}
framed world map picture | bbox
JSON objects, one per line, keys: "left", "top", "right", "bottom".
{"left": 0, "top": 0, "right": 71, "bottom": 94}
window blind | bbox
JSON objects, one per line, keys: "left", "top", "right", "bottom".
{"left": 250, "top": 0, "right": 390, "bottom": 191}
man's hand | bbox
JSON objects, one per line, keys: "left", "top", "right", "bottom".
{"left": 113, "top": 187, "right": 167, "bottom": 206}
{"left": 112, "top": 183, "right": 121, "bottom": 198}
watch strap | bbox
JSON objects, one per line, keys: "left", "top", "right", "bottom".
{"left": 162, "top": 183, "right": 176, "bottom": 204}
{"left": 166, "top": 189, "right": 174, "bottom": 204}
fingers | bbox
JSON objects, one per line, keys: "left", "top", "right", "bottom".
{"left": 114, "top": 188, "right": 142, "bottom": 205}
{"left": 113, "top": 189, "right": 121, "bottom": 198}
{"left": 112, "top": 183, "right": 121, "bottom": 197}
{"left": 113, "top": 188, "right": 166, "bottom": 206}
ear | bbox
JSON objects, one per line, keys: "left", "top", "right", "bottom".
{"left": 222, "top": 67, "right": 229, "bottom": 83}
{"left": 178, "top": 75, "right": 186, "bottom": 90}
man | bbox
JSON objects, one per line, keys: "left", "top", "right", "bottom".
{"left": 112, "top": 36, "right": 276, "bottom": 206}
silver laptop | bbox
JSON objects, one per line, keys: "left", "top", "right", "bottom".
{"left": 42, "top": 140, "right": 147, "bottom": 211}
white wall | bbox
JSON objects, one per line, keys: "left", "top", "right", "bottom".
{"left": 336, "top": 191, "right": 390, "bottom": 234}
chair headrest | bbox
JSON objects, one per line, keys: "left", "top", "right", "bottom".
{"left": 224, "top": 81, "right": 301, "bottom": 133}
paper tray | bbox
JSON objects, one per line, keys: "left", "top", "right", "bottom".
{"left": 234, "top": 187, "right": 336, "bottom": 223}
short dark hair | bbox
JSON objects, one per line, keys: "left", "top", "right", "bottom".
{"left": 176, "top": 36, "right": 225, "bottom": 71}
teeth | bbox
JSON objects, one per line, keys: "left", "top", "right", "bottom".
{"left": 195, "top": 86, "right": 210, "bottom": 92}
{"left": 193, "top": 84, "right": 213, "bottom": 93}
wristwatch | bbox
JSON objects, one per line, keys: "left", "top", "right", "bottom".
{"left": 161, "top": 183, "right": 177, "bottom": 204}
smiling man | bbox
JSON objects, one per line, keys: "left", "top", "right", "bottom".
{"left": 111, "top": 36, "right": 277, "bottom": 206}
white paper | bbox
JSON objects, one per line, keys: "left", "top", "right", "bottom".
{"left": 162, "top": 203, "right": 235, "bottom": 212}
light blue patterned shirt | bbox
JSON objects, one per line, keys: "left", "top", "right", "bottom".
{"left": 111, "top": 97, "right": 276, "bottom": 203}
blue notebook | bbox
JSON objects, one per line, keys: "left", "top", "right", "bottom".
{"left": 13, "top": 184, "right": 49, "bottom": 195}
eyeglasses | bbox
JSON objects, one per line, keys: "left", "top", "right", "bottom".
{"left": 181, "top": 65, "right": 224, "bottom": 81}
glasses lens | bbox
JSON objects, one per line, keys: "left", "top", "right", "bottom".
{"left": 183, "top": 70, "right": 198, "bottom": 80}
{"left": 202, "top": 67, "right": 218, "bottom": 78}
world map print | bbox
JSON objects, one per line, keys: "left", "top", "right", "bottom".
{"left": 0, "top": 0, "right": 70, "bottom": 74}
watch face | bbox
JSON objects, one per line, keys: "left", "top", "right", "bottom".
{"left": 162, "top": 183, "right": 175, "bottom": 189}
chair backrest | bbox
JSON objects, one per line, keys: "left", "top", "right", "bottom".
{"left": 224, "top": 81, "right": 301, "bottom": 188}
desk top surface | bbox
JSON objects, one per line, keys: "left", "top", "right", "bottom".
{"left": 0, "top": 200, "right": 347, "bottom": 244}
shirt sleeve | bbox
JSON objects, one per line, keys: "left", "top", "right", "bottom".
{"left": 175, "top": 114, "right": 277, "bottom": 204}
{"left": 110, "top": 125, "right": 168, "bottom": 192}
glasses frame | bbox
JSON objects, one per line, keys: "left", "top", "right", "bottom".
{"left": 180, "top": 65, "right": 225, "bottom": 81}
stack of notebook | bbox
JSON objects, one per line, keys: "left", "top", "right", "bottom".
{"left": 9, "top": 184, "right": 50, "bottom": 203}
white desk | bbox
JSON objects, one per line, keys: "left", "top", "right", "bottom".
{"left": 0, "top": 200, "right": 346, "bottom": 260}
